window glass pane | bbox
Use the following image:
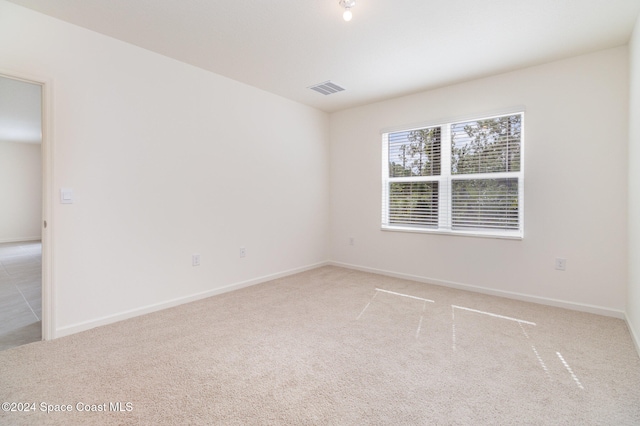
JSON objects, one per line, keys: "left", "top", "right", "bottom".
{"left": 452, "top": 178, "right": 519, "bottom": 230}
{"left": 389, "top": 182, "right": 439, "bottom": 227}
{"left": 451, "top": 114, "right": 521, "bottom": 175}
{"left": 389, "top": 127, "right": 441, "bottom": 177}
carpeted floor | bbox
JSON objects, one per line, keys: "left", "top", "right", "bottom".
{"left": 1, "top": 266, "right": 639, "bottom": 425}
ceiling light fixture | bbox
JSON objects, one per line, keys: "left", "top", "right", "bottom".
{"left": 339, "top": 0, "right": 356, "bottom": 22}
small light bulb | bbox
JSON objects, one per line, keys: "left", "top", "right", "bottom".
{"left": 343, "top": 9, "right": 352, "bottom": 21}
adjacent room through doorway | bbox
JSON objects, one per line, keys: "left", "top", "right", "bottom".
{"left": 0, "top": 241, "right": 42, "bottom": 350}
{"left": 0, "top": 75, "right": 43, "bottom": 350}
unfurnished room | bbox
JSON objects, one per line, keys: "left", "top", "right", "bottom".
{"left": 1, "top": 0, "right": 640, "bottom": 424}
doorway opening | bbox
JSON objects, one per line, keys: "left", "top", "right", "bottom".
{"left": 0, "top": 73, "right": 51, "bottom": 350}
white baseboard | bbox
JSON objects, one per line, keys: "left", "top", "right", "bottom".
{"left": 0, "top": 236, "right": 41, "bottom": 244}
{"left": 55, "top": 261, "right": 329, "bottom": 338}
{"left": 55, "top": 260, "right": 632, "bottom": 341}
{"left": 329, "top": 261, "right": 626, "bottom": 319}
{"left": 626, "top": 313, "right": 640, "bottom": 359}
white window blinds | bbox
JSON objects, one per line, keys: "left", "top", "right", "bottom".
{"left": 382, "top": 112, "right": 524, "bottom": 238}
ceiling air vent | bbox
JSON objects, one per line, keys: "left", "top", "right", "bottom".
{"left": 308, "top": 81, "right": 345, "bottom": 95}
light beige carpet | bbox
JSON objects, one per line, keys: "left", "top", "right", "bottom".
{"left": 1, "top": 266, "right": 639, "bottom": 425}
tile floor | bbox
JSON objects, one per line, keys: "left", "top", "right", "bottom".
{"left": 0, "top": 241, "right": 41, "bottom": 351}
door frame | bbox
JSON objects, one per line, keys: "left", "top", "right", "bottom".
{"left": 0, "top": 69, "right": 54, "bottom": 340}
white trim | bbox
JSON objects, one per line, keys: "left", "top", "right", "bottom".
{"left": 626, "top": 313, "right": 640, "bottom": 359}
{"left": 381, "top": 225, "right": 523, "bottom": 240}
{"left": 0, "top": 237, "right": 41, "bottom": 244}
{"left": 329, "top": 261, "right": 626, "bottom": 319}
{"left": 382, "top": 111, "right": 524, "bottom": 239}
{"left": 380, "top": 105, "right": 527, "bottom": 135}
{"left": 54, "top": 261, "right": 329, "bottom": 338}
{"left": 40, "top": 76, "right": 55, "bottom": 342}
{"left": 381, "top": 132, "right": 390, "bottom": 226}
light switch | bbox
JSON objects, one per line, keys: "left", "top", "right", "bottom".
{"left": 60, "top": 188, "right": 74, "bottom": 204}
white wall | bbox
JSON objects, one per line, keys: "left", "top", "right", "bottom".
{"left": 628, "top": 14, "right": 640, "bottom": 353}
{"left": 0, "top": 141, "right": 42, "bottom": 242}
{"left": 329, "top": 47, "right": 629, "bottom": 315}
{"left": 0, "top": 1, "right": 329, "bottom": 336}
{"left": 0, "top": 0, "right": 633, "bottom": 340}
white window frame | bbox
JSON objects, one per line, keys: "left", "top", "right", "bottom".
{"left": 381, "top": 110, "right": 524, "bottom": 239}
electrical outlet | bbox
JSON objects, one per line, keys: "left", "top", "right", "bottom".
{"left": 240, "top": 247, "right": 246, "bottom": 258}
{"left": 192, "top": 254, "right": 200, "bottom": 266}
{"left": 349, "top": 237, "right": 355, "bottom": 246}
{"left": 555, "top": 258, "right": 566, "bottom": 271}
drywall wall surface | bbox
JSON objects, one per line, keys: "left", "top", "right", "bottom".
{"left": 0, "top": 0, "right": 329, "bottom": 335}
{"left": 0, "top": 76, "right": 42, "bottom": 145}
{"left": 0, "top": 141, "right": 42, "bottom": 242}
{"left": 330, "top": 47, "right": 629, "bottom": 313}
{"left": 628, "top": 13, "right": 640, "bottom": 354}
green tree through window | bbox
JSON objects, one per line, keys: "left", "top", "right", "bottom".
{"left": 383, "top": 112, "right": 523, "bottom": 237}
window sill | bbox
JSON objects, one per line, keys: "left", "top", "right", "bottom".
{"left": 381, "top": 225, "right": 523, "bottom": 240}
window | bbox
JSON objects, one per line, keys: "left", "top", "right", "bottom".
{"left": 382, "top": 112, "right": 524, "bottom": 238}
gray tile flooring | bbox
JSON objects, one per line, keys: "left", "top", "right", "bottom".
{"left": 0, "top": 241, "right": 41, "bottom": 351}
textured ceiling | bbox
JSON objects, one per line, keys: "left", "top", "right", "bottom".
{"left": 6, "top": 0, "right": 640, "bottom": 112}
